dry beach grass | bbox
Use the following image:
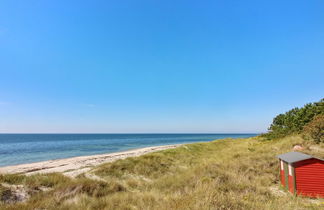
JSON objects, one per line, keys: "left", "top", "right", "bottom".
{"left": 0, "top": 135, "right": 323, "bottom": 209}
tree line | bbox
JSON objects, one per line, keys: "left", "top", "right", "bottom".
{"left": 263, "top": 98, "right": 324, "bottom": 143}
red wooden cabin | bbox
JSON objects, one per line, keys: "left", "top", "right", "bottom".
{"left": 277, "top": 151, "right": 324, "bottom": 198}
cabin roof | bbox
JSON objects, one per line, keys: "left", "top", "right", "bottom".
{"left": 277, "top": 152, "right": 313, "bottom": 163}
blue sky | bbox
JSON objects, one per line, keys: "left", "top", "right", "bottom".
{"left": 0, "top": 0, "right": 323, "bottom": 133}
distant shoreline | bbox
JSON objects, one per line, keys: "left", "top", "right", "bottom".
{"left": 0, "top": 144, "right": 181, "bottom": 177}
{"left": 0, "top": 133, "right": 257, "bottom": 167}
{"left": 0, "top": 133, "right": 259, "bottom": 134}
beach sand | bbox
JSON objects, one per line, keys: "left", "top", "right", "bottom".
{"left": 0, "top": 144, "right": 181, "bottom": 177}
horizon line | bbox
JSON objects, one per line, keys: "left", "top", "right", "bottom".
{"left": 0, "top": 132, "right": 261, "bottom": 135}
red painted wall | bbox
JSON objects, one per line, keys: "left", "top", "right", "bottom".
{"left": 294, "top": 158, "right": 324, "bottom": 198}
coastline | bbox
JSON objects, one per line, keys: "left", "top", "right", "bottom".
{"left": 0, "top": 134, "right": 256, "bottom": 169}
{"left": 0, "top": 144, "right": 181, "bottom": 177}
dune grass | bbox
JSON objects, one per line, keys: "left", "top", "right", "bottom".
{"left": 0, "top": 136, "right": 323, "bottom": 209}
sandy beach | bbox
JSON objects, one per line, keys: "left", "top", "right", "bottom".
{"left": 0, "top": 144, "right": 181, "bottom": 177}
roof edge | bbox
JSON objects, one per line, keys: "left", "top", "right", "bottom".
{"left": 277, "top": 151, "right": 313, "bottom": 163}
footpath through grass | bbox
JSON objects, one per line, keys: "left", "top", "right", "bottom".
{"left": 1, "top": 136, "right": 323, "bottom": 209}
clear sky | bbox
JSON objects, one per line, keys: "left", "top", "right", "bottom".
{"left": 0, "top": 0, "right": 323, "bottom": 133}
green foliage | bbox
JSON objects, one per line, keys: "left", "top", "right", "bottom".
{"left": 0, "top": 174, "right": 25, "bottom": 185}
{"left": 0, "top": 173, "right": 71, "bottom": 189}
{"left": 263, "top": 98, "right": 324, "bottom": 140}
{"left": 303, "top": 114, "right": 324, "bottom": 143}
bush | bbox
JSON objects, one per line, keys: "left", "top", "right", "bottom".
{"left": 265, "top": 98, "right": 324, "bottom": 139}
{"left": 303, "top": 114, "right": 324, "bottom": 143}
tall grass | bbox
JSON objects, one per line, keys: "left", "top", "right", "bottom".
{"left": 1, "top": 136, "right": 323, "bottom": 209}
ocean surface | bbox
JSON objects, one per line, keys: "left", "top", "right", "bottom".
{"left": 0, "top": 134, "right": 256, "bottom": 167}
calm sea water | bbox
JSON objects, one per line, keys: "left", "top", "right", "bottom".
{"left": 0, "top": 134, "right": 256, "bottom": 167}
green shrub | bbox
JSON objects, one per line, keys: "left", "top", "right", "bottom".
{"left": 265, "top": 98, "right": 324, "bottom": 139}
{"left": 303, "top": 114, "right": 324, "bottom": 143}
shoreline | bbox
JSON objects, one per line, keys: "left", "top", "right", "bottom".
{"left": 0, "top": 144, "right": 181, "bottom": 177}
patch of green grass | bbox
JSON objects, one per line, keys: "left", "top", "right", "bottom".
{"left": 0, "top": 174, "right": 25, "bottom": 185}
{"left": 0, "top": 173, "right": 71, "bottom": 189}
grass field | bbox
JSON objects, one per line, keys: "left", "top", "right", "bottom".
{"left": 1, "top": 135, "right": 323, "bottom": 209}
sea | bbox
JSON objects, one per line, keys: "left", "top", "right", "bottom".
{"left": 0, "top": 133, "right": 257, "bottom": 167}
